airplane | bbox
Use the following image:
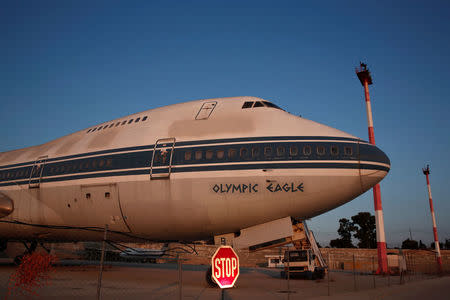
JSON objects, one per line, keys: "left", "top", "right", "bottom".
{"left": 0, "top": 96, "right": 390, "bottom": 263}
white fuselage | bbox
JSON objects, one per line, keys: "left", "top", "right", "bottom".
{"left": 0, "top": 97, "right": 390, "bottom": 242}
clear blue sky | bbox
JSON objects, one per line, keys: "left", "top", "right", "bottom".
{"left": 1, "top": 0, "right": 449, "bottom": 247}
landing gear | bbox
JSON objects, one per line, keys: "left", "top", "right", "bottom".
{"left": 14, "top": 241, "right": 37, "bottom": 265}
{"left": 206, "top": 266, "right": 218, "bottom": 288}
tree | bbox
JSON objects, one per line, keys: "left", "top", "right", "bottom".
{"left": 419, "top": 240, "right": 427, "bottom": 249}
{"left": 430, "top": 242, "right": 444, "bottom": 250}
{"left": 329, "top": 238, "right": 344, "bottom": 248}
{"left": 402, "top": 239, "right": 419, "bottom": 249}
{"left": 330, "top": 218, "right": 356, "bottom": 248}
{"left": 351, "top": 212, "right": 376, "bottom": 249}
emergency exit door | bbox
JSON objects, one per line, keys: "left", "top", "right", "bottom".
{"left": 150, "top": 138, "right": 176, "bottom": 179}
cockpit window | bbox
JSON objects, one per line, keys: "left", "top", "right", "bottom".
{"left": 242, "top": 101, "right": 253, "bottom": 109}
{"left": 242, "top": 100, "right": 283, "bottom": 110}
{"left": 263, "top": 101, "right": 282, "bottom": 110}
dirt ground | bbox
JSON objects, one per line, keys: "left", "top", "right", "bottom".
{"left": 1, "top": 262, "right": 448, "bottom": 300}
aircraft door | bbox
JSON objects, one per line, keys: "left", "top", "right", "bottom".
{"left": 150, "top": 138, "right": 176, "bottom": 179}
{"left": 195, "top": 101, "right": 217, "bottom": 120}
{"left": 29, "top": 155, "right": 48, "bottom": 188}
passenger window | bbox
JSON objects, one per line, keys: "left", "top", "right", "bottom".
{"left": 185, "top": 151, "right": 192, "bottom": 161}
{"left": 109, "top": 124, "right": 114, "bottom": 128}
{"left": 195, "top": 151, "right": 202, "bottom": 160}
{"left": 122, "top": 121, "right": 127, "bottom": 125}
{"left": 240, "top": 148, "right": 248, "bottom": 158}
{"left": 142, "top": 116, "right": 148, "bottom": 121}
{"left": 242, "top": 102, "right": 253, "bottom": 109}
{"left": 228, "top": 149, "right": 237, "bottom": 159}
{"left": 217, "top": 150, "right": 224, "bottom": 159}
{"left": 277, "top": 146, "right": 285, "bottom": 156}
{"left": 290, "top": 146, "right": 298, "bottom": 156}
{"left": 303, "top": 145, "right": 312, "bottom": 156}
{"left": 331, "top": 145, "right": 339, "bottom": 156}
{"left": 99, "top": 159, "right": 105, "bottom": 167}
{"left": 251, "top": 147, "right": 259, "bottom": 158}
{"left": 128, "top": 119, "right": 134, "bottom": 124}
{"left": 317, "top": 145, "right": 325, "bottom": 156}
{"left": 103, "top": 125, "right": 108, "bottom": 130}
{"left": 253, "top": 101, "right": 264, "bottom": 107}
{"left": 264, "top": 147, "right": 272, "bottom": 157}
{"left": 87, "top": 129, "right": 91, "bottom": 133}
{"left": 206, "top": 150, "right": 214, "bottom": 159}
{"left": 115, "top": 122, "right": 121, "bottom": 127}
{"left": 135, "top": 117, "right": 141, "bottom": 122}
{"left": 344, "top": 146, "right": 353, "bottom": 156}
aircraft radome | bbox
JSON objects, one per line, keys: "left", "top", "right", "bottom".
{"left": 0, "top": 96, "right": 390, "bottom": 257}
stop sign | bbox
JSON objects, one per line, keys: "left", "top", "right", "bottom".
{"left": 211, "top": 246, "right": 239, "bottom": 288}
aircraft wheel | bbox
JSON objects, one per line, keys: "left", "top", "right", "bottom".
{"left": 206, "top": 266, "right": 218, "bottom": 288}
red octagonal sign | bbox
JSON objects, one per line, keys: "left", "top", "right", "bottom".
{"left": 211, "top": 246, "right": 240, "bottom": 288}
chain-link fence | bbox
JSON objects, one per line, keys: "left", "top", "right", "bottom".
{"left": 1, "top": 244, "right": 449, "bottom": 300}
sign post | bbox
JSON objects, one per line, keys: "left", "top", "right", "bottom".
{"left": 211, "top": 246, "right": 240, "bottom": 289}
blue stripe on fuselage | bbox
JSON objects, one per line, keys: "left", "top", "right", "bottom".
{"left": 0, "top": 137, "right": 388, "bottom": 187}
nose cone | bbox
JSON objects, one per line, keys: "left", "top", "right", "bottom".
{"left": 359, "top": 143, "right": 390, "bottom": 192}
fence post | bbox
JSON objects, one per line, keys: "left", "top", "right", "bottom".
{"left": 399, "top": 254, "right": 403, "bottom": 285}
{"left": 353, "top": 254, "right": 357, "bottom": 291}
{"left": 287, "top": 248, "right": 290, "bottom": 300}
{"left": 178, "top": 254, "right": 183, "bottom": 300}
{"left": 96, "top": 224, "right": 108, "bottom": 300}
{"left": 372, "top": 255, "right": 376, "bottom": 289}
{"left": 327, "top": 252, "right": 331, "bottom": 296}
{"left": 387, "top": 255, "right": 390, "bottom": 287}
{"left": 407, "top": 253, "right": 411, "bottom": 282}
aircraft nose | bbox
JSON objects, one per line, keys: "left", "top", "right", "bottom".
{"left": 358, "top": 143, "right": 390, "bottom": 192}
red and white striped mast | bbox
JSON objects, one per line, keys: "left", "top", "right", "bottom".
{"left": 356, "top": 62, "right": 388, "bottom": 274}
{"left": 422, "top": 165, "right": 443, "bottom": 274}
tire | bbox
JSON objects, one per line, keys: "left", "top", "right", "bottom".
{"left": 206, "top": 266, "right": 218, "bottom": 288}
{"left": 314, "top": 268, "right": 325, "bottom": 280}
